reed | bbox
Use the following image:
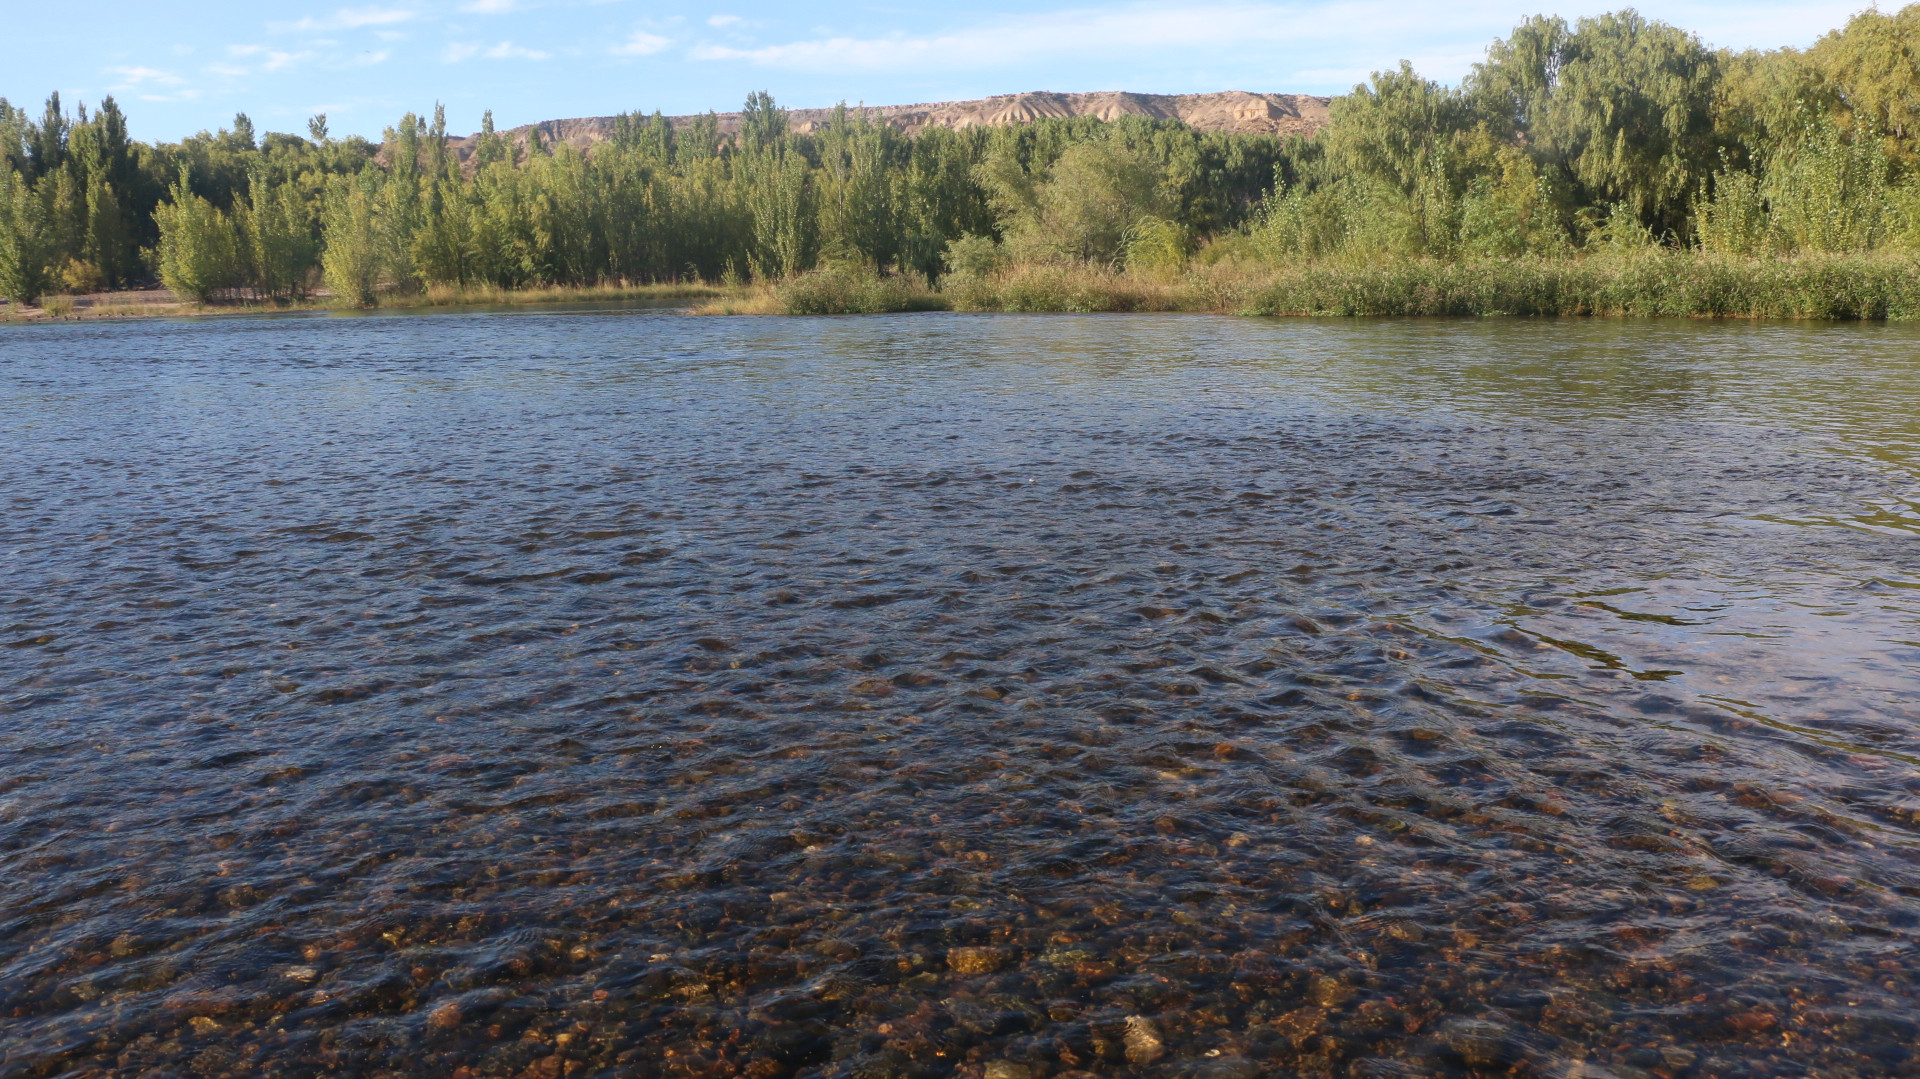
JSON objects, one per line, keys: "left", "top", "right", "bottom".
{"left": 397, "top": 280, "right": 731, "bottom": 308}
{"left": 691, "top": 269, "right": 948, "bottom": 315}
{"left": 885, "top": 253, "right": 1920, "bottom": 320}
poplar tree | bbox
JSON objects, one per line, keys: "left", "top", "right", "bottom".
{"left": 154, "top": 170, "right": 238, "bottom": 302}
{"left": 0, "top": 166, "right": 52, "bottom": 304}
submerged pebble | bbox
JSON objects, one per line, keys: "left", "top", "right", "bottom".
{"left": 1, "top": 313, "right": 1917, "bottom": 1077}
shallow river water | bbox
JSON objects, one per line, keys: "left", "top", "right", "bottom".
{"left": 2, "top": 310, "right": 1918, "bottom": 1079}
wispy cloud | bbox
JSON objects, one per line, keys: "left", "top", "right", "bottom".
{"left": 485, "top": 41, "right": 549, "bottom": 59}
{"left": 446, "top": 40, "right": 551, "bottom": 61}
{"left": 682, "top": 0, "right": 1865, "bottom": 85}
{"left": 286, "top": 7, "right": 416, "bottom": 32}
{"left": 612, "top": 31, "right": 672, "bottom": 56}
{"left": 684, "top": 1, "right": 1541, "bottom": 76}
{"left": 462, "top": 0, "right": 519, "bottom": 12}
{"left": 108, "top": 66, "right": 187, "bottom": 87}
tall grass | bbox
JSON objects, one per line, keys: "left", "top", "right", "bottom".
{"left": 702, "top": 254, "right": 1920, "bottom": 320}
{"left": 692, "top": 269, "right": 947, "bottom": 314}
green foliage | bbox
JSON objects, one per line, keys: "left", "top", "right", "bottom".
{"left": 1765, "top": 114, "right": 1893, "bottom": 253}
{"left": 985, "top": 138, "right": 1170, "bottom": 265}
{"left": 1469, "top": 10, "right": 1719, "bottom": 236}
{"left": 0, "top": 167, "right": 53, "bottom": 304}
{"left": 943, "top": 233, "right": 1008, "bottom": 279}
{"left": 321, "top": 171, "right": 383, "bottom": 306}
{"left": 774, "top": 267, "right": 946, "bottom": 314}
{"left": 1125, "top": 216, "right": 1189, "bottom": 276}
{"left": 238, "top": 168, "right": 319, "bottom": 298}
{"left": 154, "top": 171, "right": 239, "bottom": 302}
{"left": 1695, "top": 167, "right": 1769, "bottom": 255}
{"left": 741, "top": 143, "right": 816, "bottom": 279}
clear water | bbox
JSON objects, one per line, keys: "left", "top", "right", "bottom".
{"left": 2, "top": 310, "right": 1917, "bottom": 1079}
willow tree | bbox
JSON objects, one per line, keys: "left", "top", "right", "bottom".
{"left": 1473, "top": 10, "right": 1721, "bottom": 237}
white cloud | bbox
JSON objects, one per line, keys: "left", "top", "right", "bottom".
{"left": 447, "top": 40, "right": 551, "bottom": 61}
{"left": 485, "top": 40, "right": 550, "bottom": 59}
{"left": 679, "top": 0, "right": 1857, "bottom": 83}
{"left": 612, "top": 31, "right": 672, "bottom": 56}
{"left": 204, "top": 63, "right": 252, "bottom": 77}
{"left": 462, "top": 0, "right": 518, "bottom": 11}
{"left": 228, "top": 43, "right": 264, "bottom": 56}
{"left": 286, "top": 7, "right": 416, "bottom": 32}
{"left": 108, "top": 66, "right": 187, "bottom": 87}
{"left": 357, "top": 50, "right": 392, "bottom": 65}
{"left": 707, "top": 14, "right": 741, "bottom": 27}
{"left": 264, "top": 50, "right": 313, "bottom": 71}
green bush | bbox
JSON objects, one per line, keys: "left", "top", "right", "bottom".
{"left": 773, "top": 269, "right": 947, "bottom": 314}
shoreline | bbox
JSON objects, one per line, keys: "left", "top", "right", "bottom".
{"left": 0, "top": 281, "right": 736, "bottom": 324}
{"left": 12, "top": 254, "right": 1920, "bottom": 324}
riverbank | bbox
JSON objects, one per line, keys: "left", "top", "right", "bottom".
{"left": 692, "top": 253, "right": 1920, "bottom": 320}
{"left": 0, "top": 281, "right": 733, "bottom": 323}
{"left": 14, "top": 254, "right": 1920, "bottom": 323}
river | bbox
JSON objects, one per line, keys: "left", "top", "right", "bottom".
{"left": 2, "top": 309, "right": 1917, "bottom": 1078}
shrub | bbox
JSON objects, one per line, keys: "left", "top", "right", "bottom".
{"left": 773, "top": 268, "right": 947, "bottom": 314}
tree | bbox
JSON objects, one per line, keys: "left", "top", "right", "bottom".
{"left": 985, "top": 139, "right": 1169, "bottom": 264}
{"left": 154, "top": 170, "right": 238, "bottom": 302}
{"left": 322, "top": 169, "right": 388, "bottom": 305}
{"left": 739, "top": 91, "right": 788, "bottom": 154}
{"left": 0, "top": 167, "right": 53, "bottom": 304}
{"left": 1471, "top": 10, "right": 1720, "bottom": 237}
{"left": 239, "top": 167, "right": 319, "bottom": 298}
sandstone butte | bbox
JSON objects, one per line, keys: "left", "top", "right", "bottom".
{"left": 440, "top": 90, "right": 1331, "bottom": 165}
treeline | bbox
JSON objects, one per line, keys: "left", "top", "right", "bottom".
{"left": 6, "top": 6, "right": 1920, "bottom": 308}
{"left": 0, "top": 92, "right": 1285, "bottom": 305}
{"left": 1245, "top": 5, "right": 1920, "bottom": 262}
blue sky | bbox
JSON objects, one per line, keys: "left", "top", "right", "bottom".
{"left": 5, "top": 1, "right": 1869, "bottom": 142}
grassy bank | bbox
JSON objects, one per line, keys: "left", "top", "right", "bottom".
{"left": 1, "top": 280, "right": 737, "bottom": 323}
{"left": 701, "top": 254, "right": 1920, "bottom": 320}
{"left": 15, "top": 256, "right": 1920, "bottom": 324}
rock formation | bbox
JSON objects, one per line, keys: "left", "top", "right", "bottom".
{"left": 443, "top": 90, "right": 1329, "bottom": 164}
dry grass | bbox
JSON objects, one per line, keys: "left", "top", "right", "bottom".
{"left": 688, "top": 286, "right": 785, "bottom": 315}
{"left": 401, "top": 280, "right": 731, "bottom": 308}
{"left": 2, "top": 279, "right": 739, "bottom": 325}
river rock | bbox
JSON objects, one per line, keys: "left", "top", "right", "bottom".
{"left": 947, "top": 946, "right": 1007, "bottom": 974}
{"left": 1124, "top": 1015, "right": 1166, "bottom": 1064}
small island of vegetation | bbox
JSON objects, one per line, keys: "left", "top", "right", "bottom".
{"left": 8, "top": 6, "right": 1920, "bottom": 320}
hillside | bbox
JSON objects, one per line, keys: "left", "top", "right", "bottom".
{"left": 445, "top": 90, "right": 1330, "bottom": 162}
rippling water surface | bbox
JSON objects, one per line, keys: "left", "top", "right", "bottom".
{"left": 3, "top": 310, "right": 1919, "bottom": 1079}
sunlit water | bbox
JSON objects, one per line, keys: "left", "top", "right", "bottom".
{"left": 2, "top": 310, "right": 1918, "bottom": 1079}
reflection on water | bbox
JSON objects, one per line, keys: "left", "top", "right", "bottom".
{"left": 2, "top": 313, "right": 1917, "bottom": 1079}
